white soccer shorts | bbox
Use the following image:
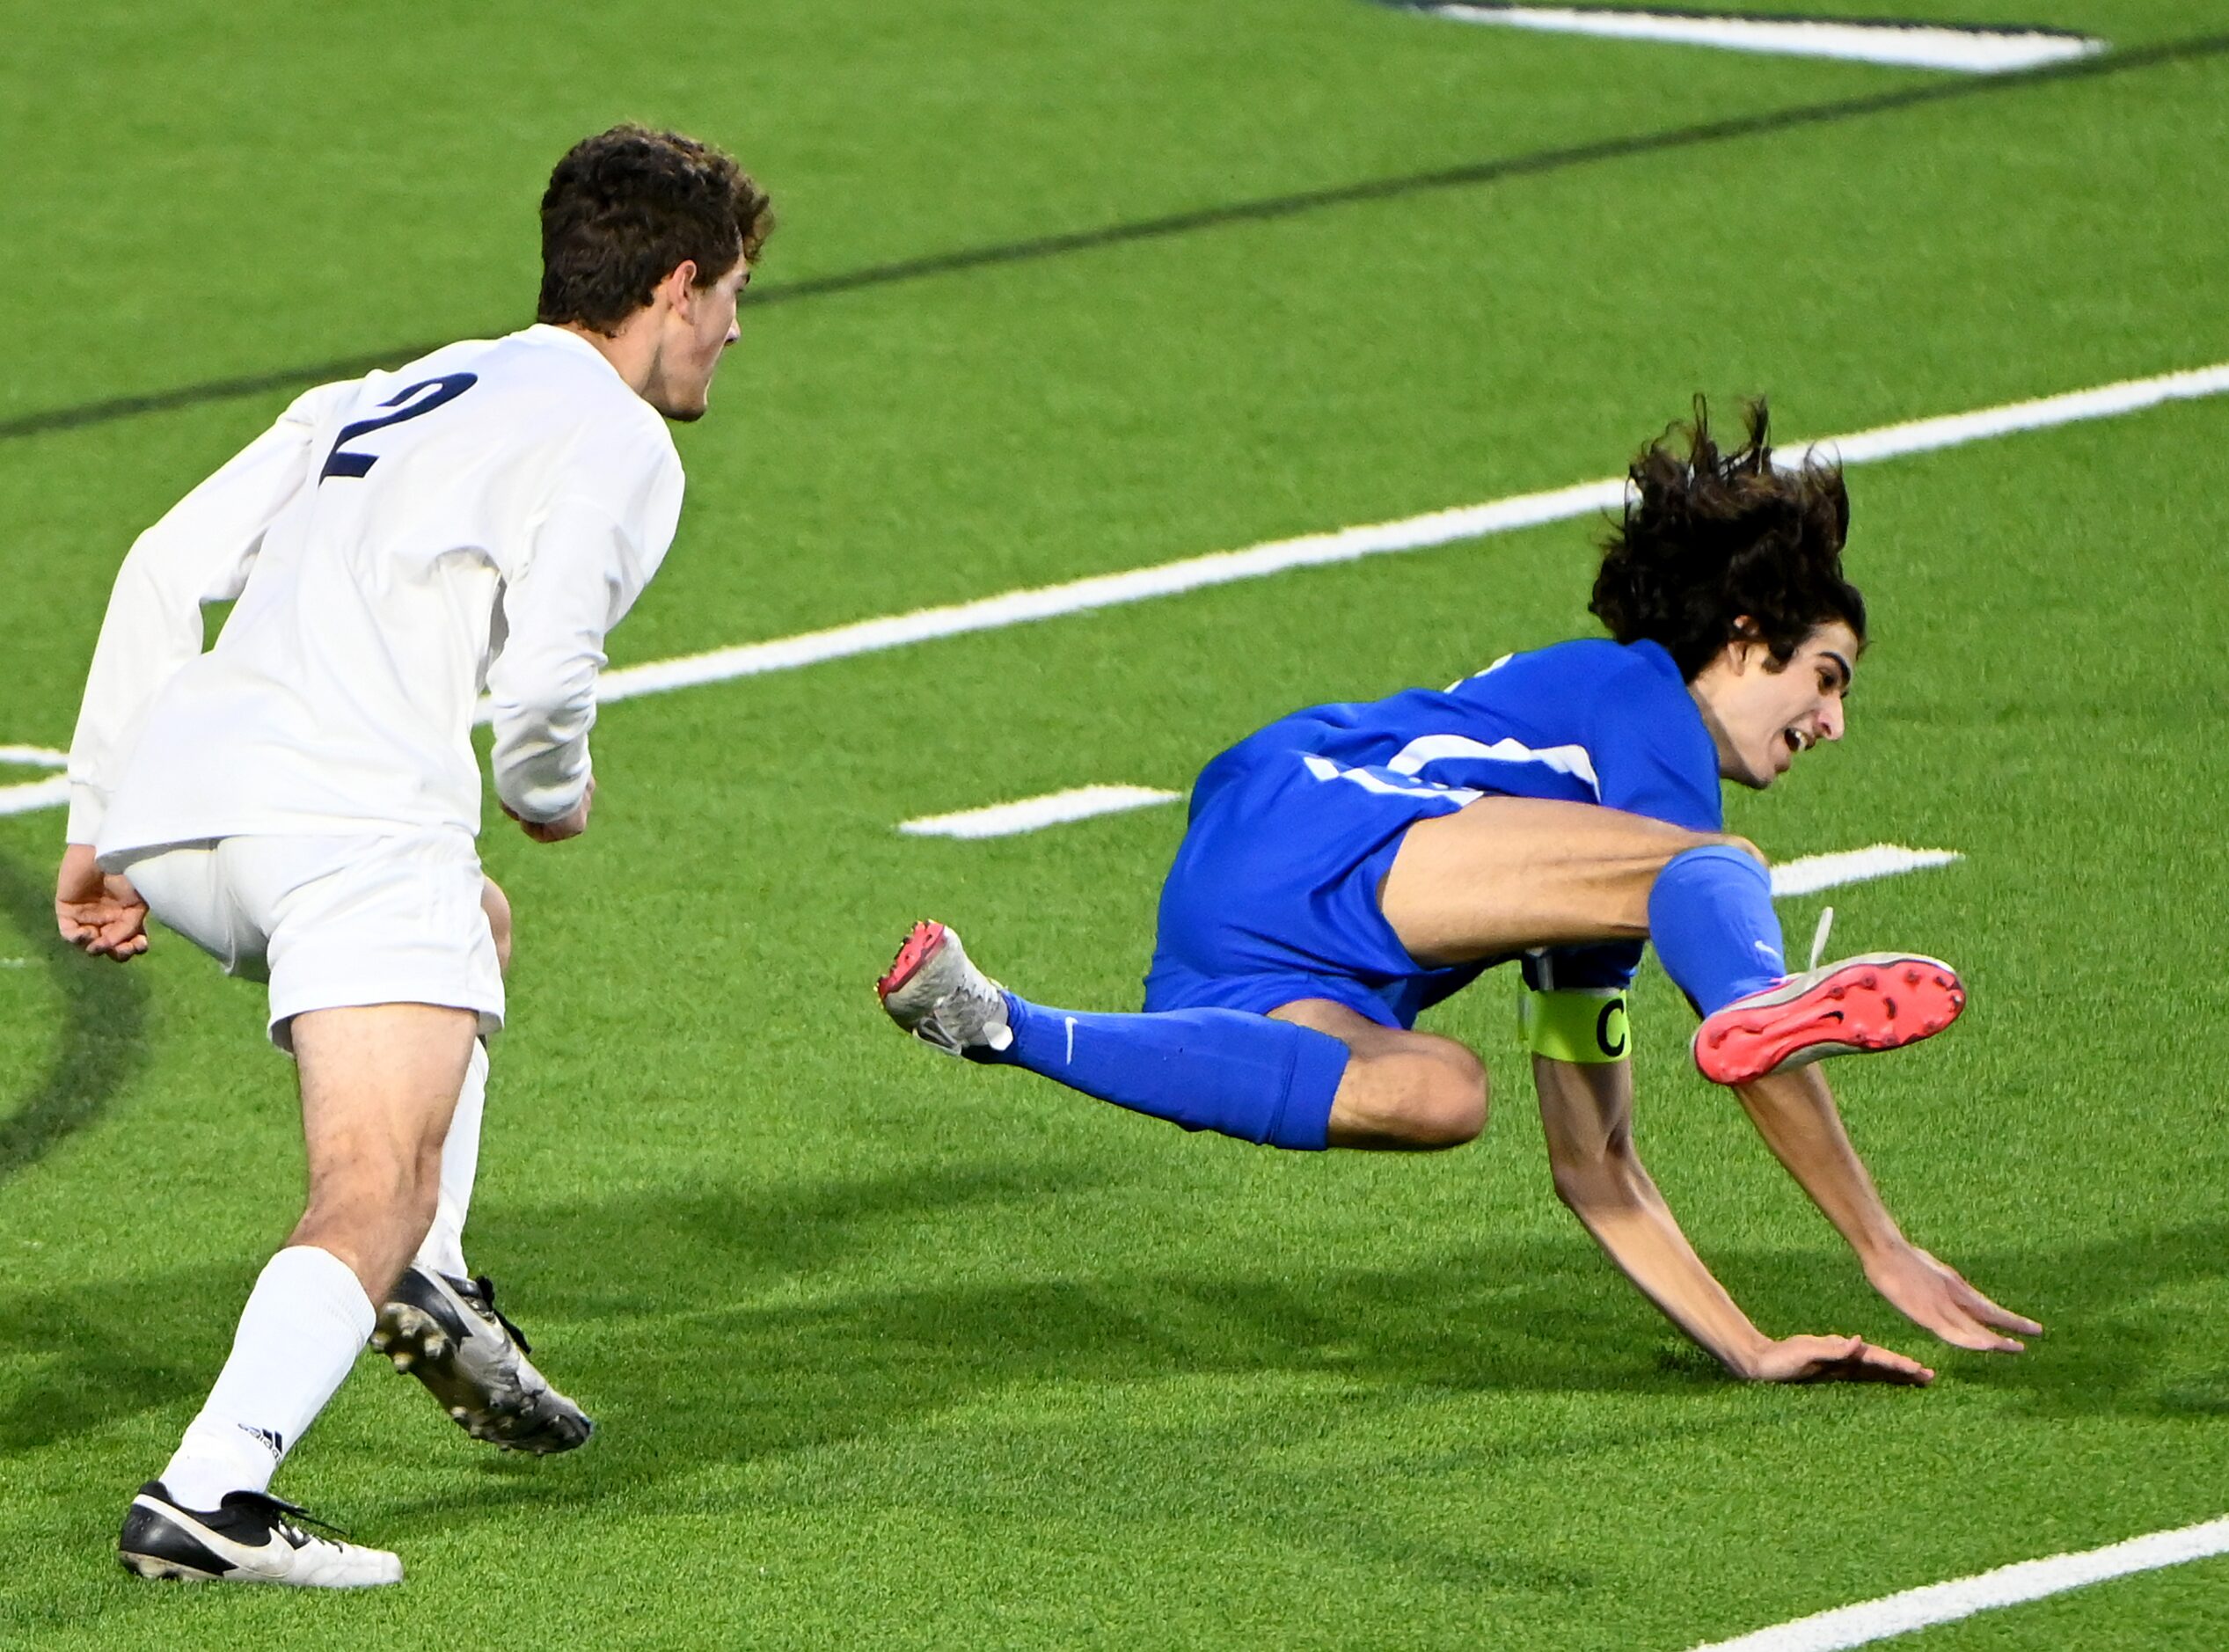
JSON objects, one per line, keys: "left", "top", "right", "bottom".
{"left": 116, "top": 830, "right": 504, "bottom": 1050}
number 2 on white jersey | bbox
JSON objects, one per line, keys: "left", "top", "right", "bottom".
{"left": 320, "top": 373, "right": 479, "bottom": 482}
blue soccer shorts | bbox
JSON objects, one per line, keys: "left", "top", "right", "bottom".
{"left": 1142, "top": 743, "right": 1482, "bottom": 1031}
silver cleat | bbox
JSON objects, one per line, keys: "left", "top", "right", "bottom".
{"left": 876, "top": 921, "right": 1014, "bottom": 1056}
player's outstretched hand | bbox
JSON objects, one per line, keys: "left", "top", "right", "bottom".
{"left": 53, "top": 843, "right": 150, "bottom": 961}
{"left": 1745, "top": 1334, "right": 1934, "bottom": 1385}
{"left": 505, "top": 777, "right": 595, "bottom": 844}
{"left": 1865, "top": 1245, "right": 2042, "bottom": 1354}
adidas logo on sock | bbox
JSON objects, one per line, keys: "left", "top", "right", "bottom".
{"left": 238, "top": 1424, "right": 286, "bottom": 1462}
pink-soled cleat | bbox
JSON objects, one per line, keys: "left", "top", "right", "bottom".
{"left": 1692, "top": 953, "right": 1965, "bottom": 1086}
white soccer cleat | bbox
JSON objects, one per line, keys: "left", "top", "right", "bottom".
{"left": 876, "top": 921, "right": 1015, "bottom": 1056}
{"left": 1692, "top": 952, "right": 1966, "bottom": 1086}
{"left": 372, "top": 1267, "right": 593, "bottom": 1454}
{"left": 118, "top": 1481, "right": 402, "bottom": 1588}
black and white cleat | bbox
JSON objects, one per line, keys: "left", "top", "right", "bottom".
{"left": 118, "top": 1480, "right": 401, "bottom": 1588}
{"left": 372, "top": 1267, "right": 594, "bottom": 1454}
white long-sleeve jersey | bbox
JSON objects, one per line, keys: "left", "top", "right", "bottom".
{"left": 67, "top": 324, "right": 683, "bottom": 863}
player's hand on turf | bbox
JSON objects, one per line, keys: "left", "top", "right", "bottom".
{"left": 53, "top": 843, "right": 150, "bottom": 961}
{"left": 1745, "top": 1334, "right": 1933, "bottom": 1385}
{"left": 1865, "top": 1245, "right": 2041, "bottom": 1354}
{"left": 505, "top": 777, "right": 595, "bottom": 844}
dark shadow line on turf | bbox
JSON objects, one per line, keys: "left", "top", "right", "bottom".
{"left": 0, "top": 849, "right": 149, "bottom": 1185}
{"left": 2, "top": 31, "right": 2224, "bottom": 445}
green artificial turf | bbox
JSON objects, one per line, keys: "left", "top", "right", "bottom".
{"left": 3, "top": 2, "right": 2226, "bottom": 1646}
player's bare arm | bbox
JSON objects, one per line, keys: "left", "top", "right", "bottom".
{"left": 1731, "top": 1065, "right": 2041, "bottom": 1351}
{"left": 1534, "top": 1052, "right": 1932, "bottom": 1384}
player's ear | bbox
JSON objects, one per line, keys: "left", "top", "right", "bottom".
{"left": 657, "top": 259, "right": 700, "bottom": 316}
{"left": 1725, "top": 617, "right": 1772, "bottom": 676}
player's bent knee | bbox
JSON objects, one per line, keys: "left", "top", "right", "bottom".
{"left": 1641, "top": 826, "right": 1740, "bottom": 874}
{"left": 1717, "top": 835, "right": 1766, "bottom": 866}
{"left": 1396, "top": 1043, "right": 1489, "bottom": 1148}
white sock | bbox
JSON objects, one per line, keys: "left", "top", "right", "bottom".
{"left": 412, "top": 1039, "right": 486, "bottom": 1282}
{"left": 160, "top": 1246, "right": 377, "bottom": 1510}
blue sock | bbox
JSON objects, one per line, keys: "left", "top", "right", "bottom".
{"left": 982, "top": 997, "right": 1348, "bottom": 1151}
{"left": 1648, "top": 845, "right": 1788, "bottom": 1016}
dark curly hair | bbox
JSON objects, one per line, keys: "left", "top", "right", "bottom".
{"left": 537, "top": 125, "right": 775, "bottom": 337}
{"left": 1590, "top": 398, "right": 1864, "bottom": 681}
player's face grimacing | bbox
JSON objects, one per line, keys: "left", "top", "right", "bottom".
{"left": 644, "top": 256, "right": 751, "bottom": 422}
{"left": 1693, "top": 618, "right": 1856, "bottom": 789}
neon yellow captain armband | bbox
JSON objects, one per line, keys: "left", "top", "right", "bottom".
{"left": 1518, "top": 986, "right": 1633, "bottom": 1064}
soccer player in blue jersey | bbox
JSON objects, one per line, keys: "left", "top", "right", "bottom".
{"left": 880, "top": 401, "right": 2040, "bottom": 1386}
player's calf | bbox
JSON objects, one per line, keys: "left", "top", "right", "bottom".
{"left": 289, "top": 1004, "right": 476, "bottom": 1301}
{"left": 1271, "top": 1001, "right": 1487, "bottom": 1151}
{"left": 289, "top": 1144, "right": 444, "bottom": 1305}
{"left": 1332, "top": 1049, "right": 1486, "bottom": 1149}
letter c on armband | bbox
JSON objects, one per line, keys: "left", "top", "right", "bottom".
{"left": 1519, "top": 986, "right": 1632, "bottom": 1064}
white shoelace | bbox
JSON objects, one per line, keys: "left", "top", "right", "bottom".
{"left": 1808, "top": 905, "right": 1836, "bottom": 972}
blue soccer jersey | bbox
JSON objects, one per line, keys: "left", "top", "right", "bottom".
{"left": 1232, "top": 637, "right": 1722, "bottom": 832}
{"left": 1144, "top": 639, "right": 1724, "bottom": 1027}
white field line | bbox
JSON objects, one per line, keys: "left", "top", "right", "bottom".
{"left": 0, "top": 775, "right": 70, "bottom": 820}
{"left": 588, "top": 361, "right": 2229, "bottom": 710}
{"left": 5, "top": 362, "right": 2227, "bottom": 823}
{"left": 1768, "top": 844, "right": 1959, "bottom": 898}
{"left": 594, "top": 478, "right": 1622, "bottom": 705}
{"left": 0, "top": 745, "right": 69, "bottom": 820}
{"left": 899, "top": 785, "right": 1182, "bottom": 839}
{"left": 1421, "top": 4, "right": 2103, "bottom": 74}
{"left": 1687, "top": 1513, "right": 2229, "bottom": 1651}
{"left": 899, "top": 781, "right": 1961, "bottom": 896}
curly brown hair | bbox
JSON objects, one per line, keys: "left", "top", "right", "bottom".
{"left": 537, "top": 125, "right": 775, "bottom": 337}
{"left": 1590, "top": 398, "right": 1863, "bottom": 682}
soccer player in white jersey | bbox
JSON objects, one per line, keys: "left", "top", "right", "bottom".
{"left": 53, "top": 125, "right": 772, "bottom": 1587}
